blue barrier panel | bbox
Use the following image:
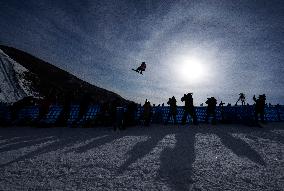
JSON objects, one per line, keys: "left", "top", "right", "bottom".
{"left": 76, "top": 105, "right": 100, "bottom": 127}
{"left": 17, "top": 105, "right": 39, "bottom": 122}
{"left": 196, "top": 107, "right": 207, "bottom": 122}
{"left": 151, "top": 106, "right": 164, "bottom": 123}
{"left": 84, "top": 105, "right": 100, "bottom": 120}
{"left": 40, "top": 105, "right": 63, "bottom": 125}
{"left": 265, "top": 106, "right": 279, "bottom": 121}
{"left": 135, "top": 107, "right": 144, "bottom": 121}
{"left": 277, "top": 106, "right": 284, "bottom": 121}
{"left": 67, "top": 104, "right": 80, "bottom": 125}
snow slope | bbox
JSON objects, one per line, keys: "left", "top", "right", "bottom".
{"left": 0, "top": 49, "right": 38, "bottom": 103}
{"left": 0, "top": 123, "right": 283, "bottom": 190}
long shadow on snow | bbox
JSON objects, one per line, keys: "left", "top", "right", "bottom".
{"left": 158, "top": 128, "right": 196, "bottom": 191}
{"left": 64, "top": 134, "right": 123, "bottom": 154}
{"left": 0, "top": 136, "right": 39, "bottom": 147}
{"left": 214, "top": 127, "right": 266, "bottom": 166}
{"left": 0, "top": 129, "right": 107, "bottom": 168}
{"left": 225, "top": 123, "right": 284, "bottom": 145}
{"left": 250, "top": 129, "right": 284, "bottom": 145}
{"left": 218, "top": 123, "right": 284, "bottom": 146}
{"left": 117, "top": 130, "right": 169, "bottom": 174}
{"left": 0, "top": 136, "right": 55, "bottom": 153}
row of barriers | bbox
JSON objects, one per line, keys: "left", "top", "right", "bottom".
{"left": 0, "top": 104, "right": 283, "bottom": 127}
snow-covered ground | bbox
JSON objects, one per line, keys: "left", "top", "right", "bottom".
{"left": 0, "top": 123, "right": 283, "bottom": 190}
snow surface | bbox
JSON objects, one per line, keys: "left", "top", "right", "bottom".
{"left": 0, "top": 49, "right": 38, "bottom": 103}
{"left": 0, "top": 123, "right": 283, "bottom": 190}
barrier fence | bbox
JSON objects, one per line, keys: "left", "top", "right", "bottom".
{"left": 0, "top": 104, "right": 283, "bottom": 126}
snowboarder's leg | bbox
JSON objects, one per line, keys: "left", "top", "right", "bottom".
{"left": 136, "top": 66, "right": 142, "bottom": 73}
{"left": 235, "top": 98, "right": 240, "bottom": 105}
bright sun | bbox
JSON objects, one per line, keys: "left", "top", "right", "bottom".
{"left": 175, "top": 56, "right": 206, "bottom": 83}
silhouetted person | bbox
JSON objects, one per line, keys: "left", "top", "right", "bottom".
{"left": 205, "top": 97, "right": 217, "bottom": 124}
{"left": 181, "top": 93, "right": 198, "bottom": 125}
{"left": 165, "top": 96, "right": 177, "bottom": 125}
{"left": 236, "top": 93, "right": 246, "bottom": 106}
{"left": 135, "top": 62, "right": 147, "bottom": 74}
{"left": 111, "top": 98, "right": 124, "bottom": 131}
{"left": 143, "top": 99, "right": 152, "bottom": 126}
{"left": 97, "top": 101, "right": 110, "bottom": 126}
{"left": 219, "top": 101, "right": 226, "bottom": 122}
{"left": 253, "top": 94, "right": 266, "bottom": 124}
{"left": 124, "top": 101, "right": 137, "bottom": 127}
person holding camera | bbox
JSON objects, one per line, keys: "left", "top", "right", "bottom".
{"left": 181, "top": 93, "right": 198, "bottom": 125}
{"left": 165, "top": 96, "right": 177, "bottom": 125}
{"left": 205, "top": 97, "right": 217, "bottom": 125}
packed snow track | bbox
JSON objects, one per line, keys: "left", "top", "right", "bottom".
{"left": 0, "top": 123, "right": 283, "bottom": 190}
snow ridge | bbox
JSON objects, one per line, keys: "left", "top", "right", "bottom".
{"left": 0, "top": 49, "right": 38, "bottom": 103}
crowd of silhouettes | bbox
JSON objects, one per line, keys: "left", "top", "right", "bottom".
{"left": 1, "top": 88, "right": 282, "bottom": 129}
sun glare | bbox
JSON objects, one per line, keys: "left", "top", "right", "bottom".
{"left": 175, "top": 56, "right": 206, "bottom": 83}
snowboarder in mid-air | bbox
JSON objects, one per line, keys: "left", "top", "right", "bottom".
{"left": 132, "top": 62, "right": 146, "bottom": 74}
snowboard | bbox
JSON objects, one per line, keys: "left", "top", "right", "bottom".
{"left": 132, "top": 69, "right": 143, "bottom": 75}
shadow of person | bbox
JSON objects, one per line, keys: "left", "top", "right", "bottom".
{"left": 214, "top": 128, "right": 266, "bottom": 166}
{"left": 0, "top": 128, "right": 106, "bottom": 168}
{"left": 0, "top": 136, "right": 54, "bottom": 153}
{"left": 0, "top": 135, "right": 43, "bottom": 147}
{"left": 158, "top": 129, "right": 196, "bottom": 191}
{"left": 64, "top": 134, "right": 121, "bottom": 154}
{"left": 117, "top": 130, "right": 169, "bottom": 174}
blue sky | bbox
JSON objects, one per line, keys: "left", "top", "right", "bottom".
{"left": 0, "top": 0, "right": 283, "bottom": 105}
